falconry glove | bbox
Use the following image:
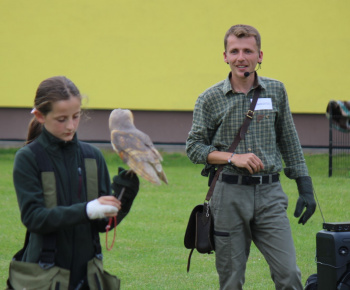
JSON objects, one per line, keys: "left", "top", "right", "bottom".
{"left": 294, "top": 176, "right": 316, "bottom": 225}
{"left": 112, "top": 167, "right": 140, "bottom": 223}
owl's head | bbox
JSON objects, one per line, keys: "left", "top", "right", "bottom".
{"left": 109, "top": 109, "right": 134, "bottom": 131}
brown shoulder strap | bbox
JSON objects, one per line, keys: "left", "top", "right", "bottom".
{"left": 205, "top": 86, "right": 262, "bottom": 201}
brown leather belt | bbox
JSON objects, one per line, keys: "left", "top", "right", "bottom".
{"left": 221, "top": 174, "right": 280, "bottom": 185}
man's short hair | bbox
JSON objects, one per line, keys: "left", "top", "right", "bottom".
{"left": 224, "top": 24, "right": 261, "bottom": 52}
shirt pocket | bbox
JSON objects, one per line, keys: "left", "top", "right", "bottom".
{"left": 253, "top": 109, "right": 278, "bottom": 141}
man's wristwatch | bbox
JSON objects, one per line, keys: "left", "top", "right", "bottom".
{"left": 227, "top": 152, "right": 236, "bottom": 166}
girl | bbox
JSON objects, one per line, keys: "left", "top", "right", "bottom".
{"left": 10, "top": 76, "right": 139, "bottom": 289}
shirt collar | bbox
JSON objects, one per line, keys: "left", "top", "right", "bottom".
{"left": 223, "top": 72, "right": 266, "bottom": 95}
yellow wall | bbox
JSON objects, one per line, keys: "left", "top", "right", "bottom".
{"left": 1, "top": 0, "right": 349, "bottom": 113}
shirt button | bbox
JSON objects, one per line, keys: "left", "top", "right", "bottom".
{"left": 248, "top": 148, "right": 252, "bottom": 152}
{"left": 266, "top": 115, "right": 269, "bottom": 118}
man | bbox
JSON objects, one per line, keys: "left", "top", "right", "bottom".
{"left": 186, "top": 24, "right": 316, "bottom": 289}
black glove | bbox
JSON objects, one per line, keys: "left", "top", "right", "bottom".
{"left": 111, "top": 167, "right": 139, "bottom": 223}
{"left": 294, "top": 176, "right": 316, "bottom": 225}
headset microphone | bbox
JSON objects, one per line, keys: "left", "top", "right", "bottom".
{"left": 244, "top": 62, "right": 262, "bottom": 78}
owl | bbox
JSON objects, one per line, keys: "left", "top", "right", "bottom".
{"left": 109, "top": 109, "right": 168, "bottom": 185}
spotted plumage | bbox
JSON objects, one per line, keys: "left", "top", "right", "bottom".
{"left": 109, "top": 109, "right": 168, "bottom": 185}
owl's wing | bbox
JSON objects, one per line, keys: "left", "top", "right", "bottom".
{"left": 111, "top": 129, "right": 168, "bottom": 185}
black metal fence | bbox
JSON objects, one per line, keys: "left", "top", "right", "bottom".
{"left": 327, "top": 101, "right": 350, "bottom": 177}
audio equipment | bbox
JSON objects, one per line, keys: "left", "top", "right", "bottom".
{"left": 304, "top": 187, "right": 350, "bottom": 289}
{"left": 244, "top": 62, "right": 262, "bottom": 77}
{"left": 324, "top": 222, "right": 350, "bottom": 232}
{"left": 316, "top": 230, "right": 350, "bottom": 289}
{"left": 244, "top": 71, "right": 252, "bottom": 77}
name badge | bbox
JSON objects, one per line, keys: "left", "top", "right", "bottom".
{"left": 251, "top": 98, "right": 272, "bottom": 110}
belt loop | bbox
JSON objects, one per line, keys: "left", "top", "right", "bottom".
{"left": 218, "top": 172, "right": 222, "bottom": 181}
{"left": 269, "top": 174, "right": 272, "bottom": 184}
{"left": 238, "top": 175, "right": 242, "bottom": 185}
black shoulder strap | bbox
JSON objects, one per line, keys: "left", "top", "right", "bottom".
{"left": 79, "top": 140, "right": 95, "bottom": 159}
{"left": 79, "top": 141, "right": 98, "bottom": 202}
{"left": 25, "top": 141, "right": 58, "bottom": 268}
{"left": 79, "top": 141, "right": 102, "bottom": 257}
{"left": 28, "top": 141, "right": 58, "bottom": 208}
{"left": 27, "top": 141, "right": 53, "bottom": 172}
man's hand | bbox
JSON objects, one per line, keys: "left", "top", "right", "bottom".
{"left": 294, "top": 176, "right": 316, "bottom": 225}
{"left": 207, "top": 151, "right": 264, "bottom": 174}
{"left": 231, "top": 153, "right": 264, "bottom": 174}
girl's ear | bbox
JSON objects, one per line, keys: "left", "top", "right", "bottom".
{"left": 33, "top": 110, "right": 45, "bottom": 124}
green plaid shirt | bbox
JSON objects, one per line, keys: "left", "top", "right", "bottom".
{"left": 186, "top": 73, "right": 308, "bottom": 179}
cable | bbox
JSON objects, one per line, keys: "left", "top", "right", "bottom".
{"left": 313, "top": 186, "right": 326, "bottom": 224}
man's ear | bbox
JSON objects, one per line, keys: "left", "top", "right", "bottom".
{"left": 258, "top": 50, "right": 263, "bottom": 63}
{"left": 223, "top": 51, "right": 228, "bottom": 64}
{"left": 33, "top": 110, "right": 45, "bottom": 124}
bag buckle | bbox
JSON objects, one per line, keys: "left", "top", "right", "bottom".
{"left": 95, "top": 253, "right": 103, "bottom": 260}
{"left": 246, "top": 110, "right": 254, "bottom": 119}
{"left": 38, "top": 261, "right": 55, "bottom": 270}
{"left": 203, "top": 201, "right": 210, "bottom": 218}
{"left": 205, "top": 204, "right": 210, "bottom": 218}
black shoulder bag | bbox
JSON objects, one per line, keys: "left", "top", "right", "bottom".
{"left": 184, "top": 86, "right": 261, "bottom": 272}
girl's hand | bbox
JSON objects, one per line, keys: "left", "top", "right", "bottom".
{"left": 97, "top": 196, "right": 121, "bottom": 217}
{"left": 86, "top": 197, "right": 121, "bottom": 219}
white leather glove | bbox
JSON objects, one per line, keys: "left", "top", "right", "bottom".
{"left": 86, "top": 199, "right": 119, "bottom": 220}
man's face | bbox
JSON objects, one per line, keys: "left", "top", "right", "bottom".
{"left": 223, "top": 35, "right": 263, "bottom": 79}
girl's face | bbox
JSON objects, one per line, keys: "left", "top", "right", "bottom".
{"left": 35, "top": 96, "right": 81, "bottom": 142}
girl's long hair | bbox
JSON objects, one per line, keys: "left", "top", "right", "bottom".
{"left": 26, "top": 76, "right": 81, "bottom": 144}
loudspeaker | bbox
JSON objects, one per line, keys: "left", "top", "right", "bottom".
{"left": 316, "top": 230, "right": 350, "bottom": 290}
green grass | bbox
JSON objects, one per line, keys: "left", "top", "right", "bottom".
{"left": 0, "top": 148, "right": 349, "bottom": 289}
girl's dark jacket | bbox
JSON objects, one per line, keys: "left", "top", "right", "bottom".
{"left": 13, "top": 128, "right": 119, "bottom": 287}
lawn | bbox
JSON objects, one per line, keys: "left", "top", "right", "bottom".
{"left": 0, "top": 147, "right": 349, "bottom": 289}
